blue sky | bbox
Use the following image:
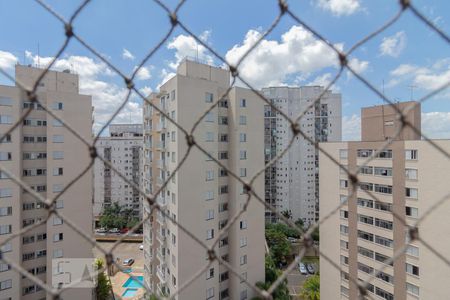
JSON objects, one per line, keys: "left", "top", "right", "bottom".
{"left": 1, "top": 0, "right": 450, "bottom": 139}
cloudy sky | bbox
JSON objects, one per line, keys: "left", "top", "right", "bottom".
{"left": 0, "top": 0, "right": 450, "bottom": 139}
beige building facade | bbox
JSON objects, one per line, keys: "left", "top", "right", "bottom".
{"left": 0, "top": 65, "right": 94, "bottom": 299}
{"left": 320, "top": 102, "right": 450, "bottom": 300}
{"left": 143, "top": 59, "right": 265, "bottom": 299}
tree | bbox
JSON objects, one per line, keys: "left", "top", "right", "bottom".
{"left": 281, "top": 209, "right": 292, "bottom": 219}
{"left": 98, "top": 202, "right": 141, "bottom": 230}
{"left": 266, "top": 223, "right": 300, "bottom": 239}
{"left": 300, "top": 274, "right": 320, "bottom": 300}
{"left": 265, "top": 227, "right": 290, "bottom": 266}
{"left": 311, "top": 225, "right": 320, "bottom": 242}
{"left": 252, "top": 256, "right": 290, "bottom": 300}
{"left": 295, "top": 218, "right": 304, "bottom": 231}
{"left": 95, "top": 258, "right": 112, "bottom": 300}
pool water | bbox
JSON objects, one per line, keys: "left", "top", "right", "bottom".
{"left": 122, "top": 288, "right": 138, "bottom": 298}
{"left": 123, "top": 268, "right": 132, "bottom": 274}
{"left": 122, "top": 276, "right": 144, "bottom": 288}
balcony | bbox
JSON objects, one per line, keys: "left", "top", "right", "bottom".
{"left": 156, "top": 267, "right": 167, "bottom": 283}
{"left": 144, "top": 125, "right": 152, "bottom": 132}
{"left": 157, "top": 159, "right": 167, "bottom": 169}
{"left": 156, "top": 122, "right": 167, "bottom": 132}
{"left": 156, "top": 213, "right": 166, "bottom": 225}
{"left": 155, "top": 142, "right": 167, "bottom": 151}
{"left": 156, "top": 232, "right": 166, "bottom": 245}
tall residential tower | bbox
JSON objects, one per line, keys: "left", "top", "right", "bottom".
{"left": 320, "top": 102, "right": 450, "bottom": 299}
{"left": 263, "top": 86, "right": 341, "bottom": 224}
{"left": 0, "top": 65, "right": 93, "bottom": 299}
{"left": 143, "top": 59, "right": 265, "bottom": 299}
{"left": 93, "top": 124, "right": 143, "bottom": 220}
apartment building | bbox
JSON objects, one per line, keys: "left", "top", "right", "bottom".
{"left": 0, "top": 65, "right": 93, "bottom": 299}
{"left": 320, "top": 102, "right": 450, "bottom": 299}
{"left": 263, "top": 86, "right": 341, "bottom": 225}
{"left": 94, "top": 124, "right": 143, "bottom": 219}
{"left": 143, "top": 59, "right": 265, "bottom": 299}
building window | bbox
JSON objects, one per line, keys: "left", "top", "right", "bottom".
{"left": 206, "top": 229, "right": 214, "bottom": 240}
{"left": 219, "top": 185, "right": 228, "bottom": 194}
{"left": 406, "top": 187, "right": 418, "bottom": 199}
{"left": 406, "top": 263, "right": 419, "bottom": 276}
{"left": 0, "top": 279, "right": 12, "bottom": 290}
{"left": 0, "top": 263, "right": 10, "bottom": 272}
{"left": 340, "top": 180, "right": 348, "bottom": 188}
{"left": 55, "top": 199, "right": 64, "bottom": 209}
{"left": 405, "top": 168, "right": 418, "bottom": 180}
{"left": 53, "top": 233, "right": 63, "bottom": 242}
{"left": 0, "top": 97, "right": 12, "bottom": 106}
{"left": 0, "top": 133, "right": 11, "bottom": 143}
{"left": 206, "top": 209, "right": 214, "bottom": 220}
{"left": 53, "top": 168, "right": 63, "bottom": 176}
{"left": 0, "top": 188, "right": 12, "bottom": 198}
{"left": 0, "top": 115, "right": 12, "bottom": 124}
{"left": 52, "top": 102, "right": 64, "bottom": 110}
{"left": 240, "top": 99, "right": 246, "bottom": 107}
{"left": 205, "top": 132, "right": 214, "bottom": 142}
{"left": 206, "top": 267, "right": 214, "bottom": 279}
{"left": 240, "top": 133, "right": 247, "bottom": 142}
{"left": 240, "top": 290, "right": 248, "bottom": 300}
{"left": 240, "top": 272, "right": 247, "bottom": 283}
{"left": 406, "top": 206, "right": 418, "bottom": 218}
{"left": 219, "top": 151, "right": 228, "bottom": 160}
{"left": 52, "top": 119, "right": 63, "bottom": 127}
{"left": 205, "top": 93, "right": 214, "bottom": 103}
{"left": 239, "top": 116, "right": 247, "bottom": 125}
{"left": 0, "top": 225, "right": 12, "bottom": 235}
{"left": 406, "top": 245, "right": 419, "bottom": 257}
{"left": 53, "top": 216, "right": 63, "bottom": 226}
{"left": 406, "top": 283, "right": 419, "bottom": 296}
{"left": 219, "top": 116, "right": 228, "bottom": 125}
{"left": 53, "top": 151, "right": 64, "bottom": 159}
{"left": 240, "top": 220, "right": 247, "bottom": 230}
{"left": 205, "top": 191, "right": 214, "bottom": 201}
{"left": 405, "top": 150, "right": 418, "bottom": 160}
{"left": 240, "top": 150, "right": 247, "bottom": 160}
{"left": 240, "top": 237, "right": 247, "bottom": 247}
{"left": 53, "top": 249, "right": 63, "bottom": 258}
{"left": 240, "top": 168, "right": 247, "bottom": 177}
{"left": 0, "top": 152, "right": 12, "bottom": 161}
{"left": 52, "top": 135, "right": 64, "bottom": 143}
{"left": 205, "top": 112, "right": 214, "bottom": 122}
{"left": 240, "top": 255, "right": 247, "bottom": 265}
{"left": 206, "top": 170, "right": 214, "bottom": 181}
{"left": 53, "top": 184, "right": 64, "bottom": 193}
{"left": 206, "top": 287, "right": 214, "bottom": 299}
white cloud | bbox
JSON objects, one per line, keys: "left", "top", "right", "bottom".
{"left": 0, "top": 50, "right": 18, "bottom": 70}
{"left": 224, "top": 25, "right": 368, "bottom": 88}
{"left": 122, "top": 48, "right": 135, "bottom": 60}
{"left": 342, "top": 114, "right": 361, "bottom": 141}
{"left": 316, "top": 0, "right": 361, "bottom": 16}
{"left": 139, "top": 86, "right": 153, "bottom": 97}
{"left": 379, "top": 31, "right": 407, "bottom": 58}
{"left": 388, "top": 59, "right": 450, "bottom": 91}
{"left": 134, "top": 66, "right": 152, "bottom": 80}
{"left": 167, "top": 31, "right": 214, "bottom": 70}
{"left": 24, "top": 51, "right": 141, "bottom": 133}
{"left": 157, "top": 68, "right": 176, "bottom": 89}
{"left": 422, "top": 112, "right": 450, "bottom": 138}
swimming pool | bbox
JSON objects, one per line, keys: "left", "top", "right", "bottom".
{"left": 122, "top": 276, "right": 144, "bottom": 288}
{"left": 122, "top": 288, "right": 138, "bottom": 298}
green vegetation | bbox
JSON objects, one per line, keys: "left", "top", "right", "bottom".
{"left": 300, "top": 274, "right": 320, "bottom": 300}
{"left": 98, "top": 202, "right": 140, "bottom": 229}
{"left": 95, "top": 258, "right": 111, "bottom": 300}
{"left": 252, "top": 256, "right": 290, "bottom": 300}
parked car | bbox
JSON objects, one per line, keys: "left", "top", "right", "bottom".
{"left": 123, "top": 258, "right": 135, "bottom": 266}
{"left": 306, "top": 263, "right": 315, "bottom": 274}
{"left": 299, "top": 263, "right": 308, "bottom": 275}
{"left": 109, "top": 228, "right": 120, "bottom": 234}
{"left": 120, "top": 228, "right": 129, "bottom": 234}
{"left": 139, "top": 244, "right": 144, "bottom": 250}
{"left": 95, "top": 228, "right": 107, "bottom": 233}
{"left": 287, "top": 237, "right": 298, "bottom": 243}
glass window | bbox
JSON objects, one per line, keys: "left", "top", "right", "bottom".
{"left": 205, "top": 92, "right": 214, "bottom": 103}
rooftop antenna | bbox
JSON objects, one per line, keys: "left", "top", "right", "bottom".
{"left": 408, "top": 84, "right": 417, "bottom": 101}
{"left": 37, "top": 42, "right": 40, "bottom": 68}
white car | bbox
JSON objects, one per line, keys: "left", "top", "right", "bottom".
{"left": 299, "top": 263, "right": 308, "bottom": 275}
{"left": 139, "top": 244, "right": 144, "bottom": 250}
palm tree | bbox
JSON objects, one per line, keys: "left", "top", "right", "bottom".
{"left": 300, "top": 274, "right": 320, "bottom": 300}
